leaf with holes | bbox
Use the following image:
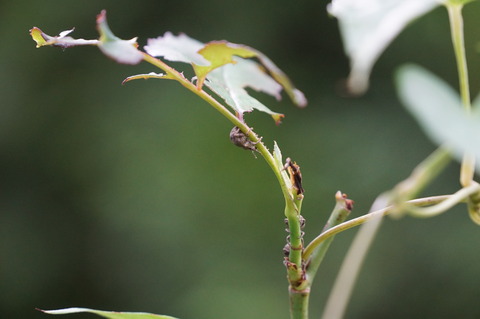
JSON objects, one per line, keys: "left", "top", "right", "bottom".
{"left": 193, "top": 41, "right": 257, "bottom": 89}
{"left": 30, "top": 10, "right": 143, "bottom": 65}
{"left": 194, "top": 41, "right": 307, "bottom": 109}
{"left": 204, "top": 57, "right": 285, "bottom": 124}
{"left": 144, "top": 33, "right": 306, "bottom": 123}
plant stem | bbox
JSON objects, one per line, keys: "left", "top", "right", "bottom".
{"left": 290, "top": 287, "right": 309, "bottom": 319}
{"left": 407, "top": 182, "right": 480, "bottom": 217}
{"left": 288, "top": 192, "right": 351, "bottom": 319}
{"left": 141, "top": 53, "right": 294, "bottom": 203}
{"left": 285, "top": 198, "right": 304, "bottom": 294}
{"left": 448, "top": 4, "right": 470, "bottom": 110}
{"left": 286, "top": 201, "right": 307, "bottom": 319}
{"left": 143, "top": 52, "right": 307, "bottom": 318}
{"left": 321, "top": 195, "right": 387, "bottom": 319}
{"left": 446, "top": 3, "right": 475, "bottom": 186}
{"left": 389, "top": 146, "right": 452, "bottom": 216}
{"left": 303, "top": 194, "right": 450, "bottom": 261}
{"left": 305, "top": 192, "right": 352, "bottom": 282}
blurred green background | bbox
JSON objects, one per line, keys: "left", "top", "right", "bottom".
{"left": 2, "top": 1, "right": 480, "bottom": 318}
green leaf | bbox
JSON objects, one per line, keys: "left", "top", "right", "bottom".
{"left": 144, "top": 32, "right": 210, "bottom": 67}
{"left": 328, "top": 0, "right": 442, "bottom": 94}
{"left": 395, "top": 64, "right": 480, "bottom": 172}
{"left": 204, "top": 57, "right": 285, "bottom": 124}
{"left": 194, "top": 41, "right": 307, "bottom": 109}
{"left": 193, "top": 41, "right": 257, "bottom": 89}
{"left": 143, "top": 32, "right": 306, "bottom": 122}
{"left": 197, "top": 41, "right": 307, "bottom": 107}
{"left": 96, "top": 10, "right": 144, "bottom": 65}
{"left": 40, "top": 307, "right": 178, "bottom": 319}
{"left": 273, "top": 142, "right": 292, "bottom": 189}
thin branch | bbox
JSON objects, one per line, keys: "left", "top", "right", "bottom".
{"left": 305, "top": 192, "right": 352, "bottom": 282}
{"left": 446, "top": 3, "right": 475, "bottom": 186}
{"left": 407, "top": 183, "right": 480, "bottom": 218}
{"left": 303, "top": 195, "right": 450, "bottom": 261}
{"left": 321, "top": 194, "right": 388, "bottom": 319}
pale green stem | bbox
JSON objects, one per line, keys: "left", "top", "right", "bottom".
{"left": 286, "top": 194, "right": 305, "bottom": 319}
{"left": 290, "top": 288, "right": 309, "bottom": 319}
{"left": 320, "top": 177, "right": 477, "bottom": 319}
{"left": 305, "top": 192, "right": 352, "bottom": 282}
{"left": 389, "top": 147, "right": 452, "bottom": 216}
{"left": 407, "top": 183, "right": 480, "bottom": 218}
{"left": 321, "top": 195, "right": 388, "bottom": 319}
{"left": 304, "top": 146, "right": 454, "bottom": 302}
{"left": 446, "top": 3, "right": 475, "bottom": 186}
{"left": 286, "top": 195, "right": 307, "bottom": 319}
{"left": 286, "top": 199, "right": 304, "bottom": 273}
{"left": 305, "top": 144, "right": 448, "bottom": 282}
{"left": 303, "top": 194, "right": 450, "bottom": 261}
{"left": 289, "top": 192, "right": 351, "bottom": 319}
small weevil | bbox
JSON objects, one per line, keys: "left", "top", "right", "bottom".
{"left": 229, "top": 126, "right": 261, "bottom": 153}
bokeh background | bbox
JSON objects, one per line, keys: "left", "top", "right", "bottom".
{"left": 2, "top": 1, "right": 480, "bottom": 318}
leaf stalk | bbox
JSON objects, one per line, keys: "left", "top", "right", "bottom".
{"left": 446, "top": 3, "right": 475, "bottom": 187}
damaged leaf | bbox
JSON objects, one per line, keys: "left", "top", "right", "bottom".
{"left": 30, "top": 12, "right": 306, "bottom": 122}
{"left": 144, "top": 32, "right": 210, "bottom": 67}
{"left": 30, "top": 10, "right": 143, "bottom": 65}
{"left": 96, "top": 10, "right": 144, "bottom": 65}
{"left": 29, "top": 27, "right": 98, "bottom": 48}
{"left": 194, "top": 41, "right": 257, "bottom": 89}
{"left": 144, "top": 32, "right": 306, "bottom": 122}
{"left": 204, "top": 57, "right": 285, "bottom": 124}
{"left": 196, "top": 41, "right": 307, "bottom": 108}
